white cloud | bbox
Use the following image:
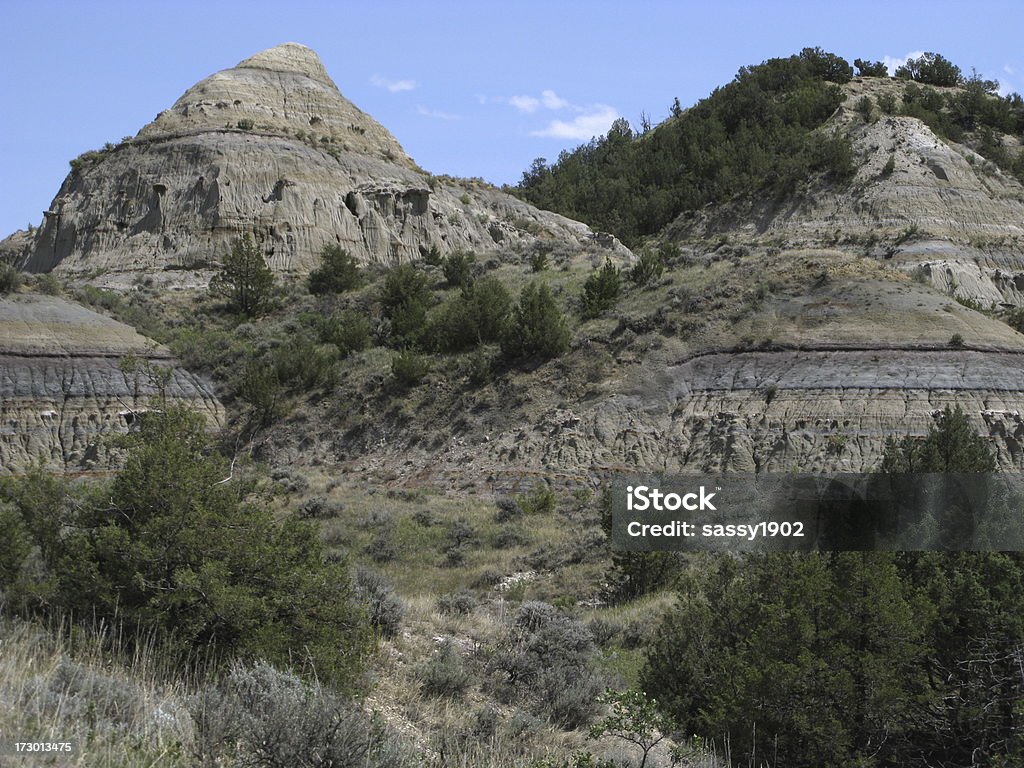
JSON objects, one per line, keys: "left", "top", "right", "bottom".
{"left": 371, "top": 74, "right": 416, "bottom": 93}
{"left": 882, "top": 51, "right": 925, "bottom": 77}
{"left": 541, "top": 89, "right": 570, "bottom": 110}
{"left": 530, "top": 105, "right": 620, "bottom": 140}
{"left": 416, "top": 105, "right": 461, "bottom": 121}
{"left": 509, "top": 94, "right": 541, "bottom": 113}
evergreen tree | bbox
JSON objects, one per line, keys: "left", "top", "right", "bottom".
{"left": 380, "top": 264, "right": 433, "bottom": 347}
{"left": 501, "top": 282, "right": 570, "bottom": 362}
{"left": 209, "top": 235, "right": 275, "bottom": 316}
{"left": 307, "top": 244, "right": 362, "bottom": 295}
{"left": 3, "top": 406, "right": 372, "bottom": 689}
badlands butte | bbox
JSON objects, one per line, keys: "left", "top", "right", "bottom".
{"left": 2, "top": 43, "right": 1024, "bottom": 485}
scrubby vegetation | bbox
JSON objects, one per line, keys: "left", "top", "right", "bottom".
{"left": 515, "top": 48, "right": 857, "bottom": 245}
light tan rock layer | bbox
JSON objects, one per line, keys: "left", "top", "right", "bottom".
{"left": 10, "top": 44, "right": 630, "bottom": 279}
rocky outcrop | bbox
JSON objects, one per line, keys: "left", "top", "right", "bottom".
{"left": 671, "top": 77, "right": 1024, "bottom": 307}
{"left": 10, "top": 43, "right": 629, "bottom": 282}
{"left": 0, "top": 295, "right": 223, "bottom": 473}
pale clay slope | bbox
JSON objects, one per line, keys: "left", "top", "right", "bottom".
{"left": 0, "top": 295, "right": 223, "bottom": 473}
{"left": 11, "top": 43, "right": 629, "bottom": 280}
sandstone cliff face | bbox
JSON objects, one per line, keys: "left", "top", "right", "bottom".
{"left": 0, "top": 295, "right": 223, "bottom": 473}
{"left": 11, "top": 43, "right": 628, "bottom": 281}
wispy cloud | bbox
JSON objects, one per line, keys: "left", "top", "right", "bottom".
{"left": 882, "top": 51, "right": 925, "bottom": 76}
{"left": 540, "top": 89, "right": 569, "bottom": 110}
{"left": 509, "top": 94, "right": 541, "bottom": 113}
{"left": 416, "top": 105, "right": 461, "bottom": 121}
{"left": 493, "top": 88, "right": 619, "bottom": 140}
{"left": 530, "top": 105, "right": 620, "bottom": 140}
{"left": 371, "top": 74, "right": 416, "bottom": 93}
{"left": 506, "top": 89, "right": 571, "bottom": 114}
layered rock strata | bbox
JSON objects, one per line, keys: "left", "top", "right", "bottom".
{"left": 0, "top": 295, "right": 223, "bottom": 472}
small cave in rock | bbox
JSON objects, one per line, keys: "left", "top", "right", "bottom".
{"left": 344, "top": 191, "right": 360, "bottom": 217}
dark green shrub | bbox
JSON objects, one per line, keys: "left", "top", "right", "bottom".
{"left": 1005, "top": 307, "right": 1024, "bottom": 334}
{"left": 0, "top": 263, "right": 22, "bottom": 294}
{"left": 628, "top": 250, "right": 665, "bottom": 286}
{"left": 5, "top": 406, "right": 373, "bottom": 689}
{"left": 530, "top": 250, "right": 550, "bottom": 273}
{"left": 316, "top": 309, "right": 372, "bottom": 357}
{"left": 428, "top": 276, "right": 513, "bottom": 353}
{"left": 391, "top": 350, "right": 431, "bottom": 387}
{"left": 895, "top": 52, "right": 963, "bottom": 87}
{"left": 949, "top": 333, "right": 965, "bottom": 348}
{"left": 307, "top": 244, "right": 361, "bottom": 295}
{"left": 236, "top": 361, "right": 285, "bottom": 424}
{"left": 209, "top": 235, "right": 275, "bottom": 317}
{"left": 517, "top": 484, "right": 556, "bottom": 516}
{"left": 877, "top": 92, "right": 898, "bottom": 114}
{"left": 855, "top": 58, "right": 889, "bottom": 77}
{"left": 501, "top": 282, "right": 571, "bottom": 361}
{"left": 33, "top": 273, "right": 62, "bottom": 296}
{"left": 236, "top": 118, "right": 255, "bottom": 130}
{"left": 273, "top": 341, "right": 338, "bottom": 391}
{"left": 581, "top": 259, "right": 621, "bottom": 319}
{"left": 380, "top": 265, "right": 433, "bottom": 346}
{"left": 420, "top": 243, "right": 443, "bottom": 266}
{"left": 856, "top": 95, "right": 874, "bottom": 122}
{"left": 442, "top": 250, "right": 476, "bottom": 288}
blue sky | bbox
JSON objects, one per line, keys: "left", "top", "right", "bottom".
{"left": 2, "top": 0, "right": 1023, "bottom": 238}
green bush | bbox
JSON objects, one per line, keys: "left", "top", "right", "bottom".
{"left": 517, "top": 484, "right": 556, "bottom": 516}
{"left": 877, "top": 92, "right": 898, "bottom": 114}
{"left": 272, "top": 341, "right": 338, "bottom": 391}
{"left": 236, "top": 361, "right": 285, "bottom": 424}
{"left": 854, "top": 58, "right": 889, "bottom": 77}
{"left": 418, "top": 641, "right": 471, "bottom": 698}
{"left": 581, "top": 259, "right": 622, "bottom": 319}
{"left": 442, "top": 250, "right": 476, "bottom": 288}
{"left": 895, "top": 52, "right": 963, "bottom": 87}
{"left": 391, "top": 349, "right": 431, "bottom": 387}
{"left": 33, "top": 273, "right": 62, "bottom": 296}
{"left": 380, "top": 265, "right": 433, "bottom": 346}
{"left": 628, "top": 250, "right": 665, "bottom": 286}
{"left": 307, "top": 244, "right": 362, "bottom": 295}
{"left": 209, "top": 235, "right": 275, "bottom": 317}
{"left": 3, "top": 405, "right": 373, "bottom": 689}
{"left": 856, "top": 95, "right": 875, "bottom": 122}
{"left": 316, "top": 309, "right": 373, "bottom": 357}
{"left": 0, "top": 263, "right": 22, "bottom": 294}
{"left": 420, "top": 243, "right": 443, "bottom": 266}
{"left": 427, "top": 276, "right": 513, "bottom": 353}
{"left": 501, "top": 282, "right": 571, "bottom": 361}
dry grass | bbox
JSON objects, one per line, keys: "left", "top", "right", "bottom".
{"left": 0, "top": 615, "right": 198, "bottom": 767}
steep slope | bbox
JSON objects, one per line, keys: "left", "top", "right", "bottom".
{"left": 0, "top": 293, "right": 223, "bottom": 473}
{"left": 8, "top": 44, "right": 628, "bottom": 282}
